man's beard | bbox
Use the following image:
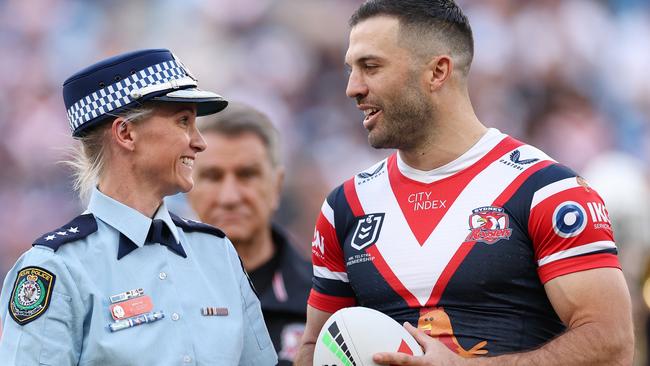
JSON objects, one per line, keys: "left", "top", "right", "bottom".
{"left": 367, "top": 78, "right": 434, "bottom": 150}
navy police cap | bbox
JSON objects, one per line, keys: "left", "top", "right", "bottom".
{"left": 63, "top": 49, "right": 228, "bottom": 137}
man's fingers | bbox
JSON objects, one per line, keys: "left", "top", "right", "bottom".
{"left": 404, "top": 322, "right": 432, "bottom": 351}
{"left": 373, "top": 351, "right": 419, "bottom": 365}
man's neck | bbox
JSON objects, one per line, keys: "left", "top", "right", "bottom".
{"left": 237, "top": 228, "right": 276, "bottom": 272}
{"left": 399, "top": 113, "right": 487, "bottom": 171}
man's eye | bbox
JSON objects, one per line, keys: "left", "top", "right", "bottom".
{"left": 200, "top": 171, "right": 221, "bottom": 181}
{"left": 238, "top": 168, "right": 260, "bottom": 180}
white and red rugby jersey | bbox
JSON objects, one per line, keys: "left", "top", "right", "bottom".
{"left": 309, "top": 129, "right": 619, "bottom": 355}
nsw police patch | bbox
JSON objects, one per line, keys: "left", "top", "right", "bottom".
{"left": 9, "top": 266, "right": 56, "bottom": 325}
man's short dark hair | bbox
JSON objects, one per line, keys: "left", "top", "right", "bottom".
{"left": 197, "top": 102, "right": 281, "bottom": 167}
{"left": 350, "top": 0, "right": 474, "bottom": 75}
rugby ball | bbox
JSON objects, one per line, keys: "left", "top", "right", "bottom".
{"left": 313, "top": 307, "right": 423, "bottom": 366}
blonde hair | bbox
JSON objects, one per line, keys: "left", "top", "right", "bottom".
{"left": 65, "top": 105, "right": 154, "bottom": 203}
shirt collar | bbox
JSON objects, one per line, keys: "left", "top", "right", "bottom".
{"left": 87, "top": 187, "right": 181, "bottom": 249}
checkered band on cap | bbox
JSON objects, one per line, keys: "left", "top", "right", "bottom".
{"left": 66, "top": 59, "right": 194, "bottom": 132}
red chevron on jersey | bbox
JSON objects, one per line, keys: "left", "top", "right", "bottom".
{"left": 427, "top": 158, "right": 554, "bottom": 306}
{"left": 387, "top": 136, "right": 522, "bottom": 246}
{"left": 352, "top": 136, "right": 554, "bottom": 306}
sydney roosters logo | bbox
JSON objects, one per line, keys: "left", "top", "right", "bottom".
{"left": 465, "top": 206, "right": 512, "bottom": 244}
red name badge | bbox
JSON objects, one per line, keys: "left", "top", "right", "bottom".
{"left": 110, "top": 295, "right": 153, "bottom": 320}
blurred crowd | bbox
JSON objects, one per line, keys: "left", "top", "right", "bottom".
{"left": 0, "top": 0, "right": 649, "bottom": 362}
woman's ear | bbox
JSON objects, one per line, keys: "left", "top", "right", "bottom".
{"left": 110, "top": 118, "right": 136, "bottom": 151}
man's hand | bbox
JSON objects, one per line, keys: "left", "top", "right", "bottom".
{"left": 373, "top": 322, "right": 464, "bottom": 366}
{"left": 376, "top": 268, "right": 634, "bottom": 366}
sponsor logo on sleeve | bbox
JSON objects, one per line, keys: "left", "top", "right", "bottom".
{"left": 586, "top": 201, "right": 612, "bottom": 230}
{"left": 552, "top": 201, "right": 588, "bottom": 238}
{"left": 312, "top": 229, "right": 326, "bottom": 259}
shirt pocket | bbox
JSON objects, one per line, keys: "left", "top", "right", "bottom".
{"left": 39, "top": 291, "right": 79, "bottom": 365}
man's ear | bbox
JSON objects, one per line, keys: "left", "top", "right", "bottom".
{"left": 270, "top": 166, "right": 285, "bottom": 211}
{"left": 426, "top": 55, "right": 453, "bottom": 92}
{"left": 110, "top": 117, "right": 136, "bottom": 151}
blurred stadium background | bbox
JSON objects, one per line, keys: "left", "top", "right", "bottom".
{"left": 0, "top": 0, "right": 648, "bottom": 363}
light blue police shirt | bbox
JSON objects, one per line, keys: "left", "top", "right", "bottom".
{"left": 0, "top": 188, "right": 277, "bottom": 366}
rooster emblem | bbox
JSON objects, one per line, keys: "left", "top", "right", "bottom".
{"left": 418, "top": 307, "right": 488, "bottom": 357}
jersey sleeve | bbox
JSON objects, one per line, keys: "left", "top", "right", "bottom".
{"left": 307, "top": 186, "right": 357, "bottom": 313}
{"left": 528, "top": 170, "right": 620, "bottom": 283}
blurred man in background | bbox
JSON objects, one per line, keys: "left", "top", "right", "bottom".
{"left": 187, "top": 102, "right": 311, "bottom": 365}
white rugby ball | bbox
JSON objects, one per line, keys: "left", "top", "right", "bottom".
{"left": 313, "top": 307, "right": 423, "bottom": 366}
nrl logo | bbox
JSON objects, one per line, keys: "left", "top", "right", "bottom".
{"left": 465, "top": 206, "right": 512, "bottom": 244}
{"left": 351, "top": 213, "right": 385, "bottom": 250}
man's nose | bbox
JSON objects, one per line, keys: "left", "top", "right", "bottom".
{"left": 346, "top": 69, "right": 369, "bottom": 100}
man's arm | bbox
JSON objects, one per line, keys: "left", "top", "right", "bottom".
{"left": 295, "top": 305, "right": 334, "bottom": 366}
{"left": 373, "top": 267, "right": 634, "bottom": 366}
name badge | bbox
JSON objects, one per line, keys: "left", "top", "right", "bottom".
{"left": 109, "top": 288, "right": 144, "bottom": 304}
{"left": 110, "top": 295, "right": 153, "bottom": 320}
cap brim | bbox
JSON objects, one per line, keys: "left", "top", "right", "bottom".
{"left": 152, "top": 88, "right": 228, "bottom": 116}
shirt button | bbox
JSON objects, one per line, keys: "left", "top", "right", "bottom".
{"left": 183, "top": 355, "right": 192, "bottom": 363}
{"left": 159, "top": 272, "right": 167, "bottom": 280}
{"left": 171, "top": 312, "right": 180, "bottom": 321}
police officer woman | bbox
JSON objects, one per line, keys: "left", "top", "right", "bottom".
{"left": 0, "top": 49, "right": 277, "bottom": 366}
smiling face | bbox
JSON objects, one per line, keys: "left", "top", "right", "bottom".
{"left": 187, "top": 132, "right": 282, "bottom": 246}
{"left": 131, "top": 103, "right": 206, "bottom": 197}
{"left": 345, "top": 16, "right": 435, "bottom": 150}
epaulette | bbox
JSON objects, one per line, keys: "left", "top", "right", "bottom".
{"left": 32, "top": 214, "right": 98, "bottom": 251}
{"left": 170, "top": 213, "right": 225, "bottom": 238}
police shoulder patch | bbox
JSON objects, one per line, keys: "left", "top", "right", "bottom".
{"left": 170, "top": 212, "right": 225, "bottom": 238}
{"left": 33, "top": 214, "right": 98, "bottom": 251}
{"left": 9, "top": 266, "right": 56, "bottom": 325}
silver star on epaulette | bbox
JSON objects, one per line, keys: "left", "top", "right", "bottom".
{"left": 68, "top": 227, "right": 79, "bottom": 233}
{"left": 45, "top": 235, "right": 56, "bottom": 241}
{"left": 56, "top": 231, "right": 67, "bottom": 236}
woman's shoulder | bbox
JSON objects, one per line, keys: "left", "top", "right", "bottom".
{"left": 169, "top": 212, "right": 225, "bottom": 238}
{"left": 32, "top": 213, "right": 98, "bottom": 253}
